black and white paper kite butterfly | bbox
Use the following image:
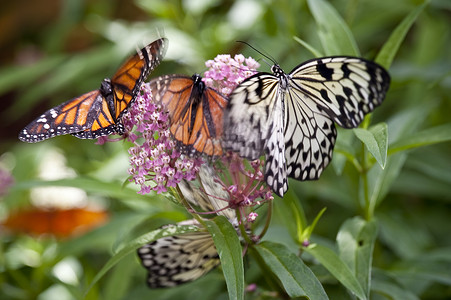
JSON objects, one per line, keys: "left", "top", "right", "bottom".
{"left": 223, "top": 56, "right": 390, "bottom": 197}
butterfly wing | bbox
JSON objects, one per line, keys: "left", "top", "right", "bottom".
{"left": 198, "top": 164, "right": 236, "bottom": 221}
{"left": 282, "top": 57, "right": 389, "bottom": 182}
{"left": 289, "top": 56, "right": 390, "bottom": 128}
{"left": 18, "top": 90, "right": 113, "bottom": 142}
{"left": 283, "top": 87, "right": 337, "bottom": 185}
{"left": 70, "top": 85, "right": 120, "bottom": 139}
{"left": 111, "top": 38, "right": 168, "bottom": 120}
{"left": 151, "top": 74, "right": 227, "bottom": 156}
{"left": 223, "top": 73, "right": 280, "bottom": 160}
{"left": 137, "top": 227, "right": 219, "bottom": 288}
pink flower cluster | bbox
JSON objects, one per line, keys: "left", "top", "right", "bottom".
{"left": 124, "top": 84, "right": 203, "bottom": 194}
{"left": 204, "top": 54, "right": 260, "bottom": 95}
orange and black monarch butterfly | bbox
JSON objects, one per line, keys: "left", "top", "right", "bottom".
{"left": 150, "top": 74, "right": 228, "bottom": 156}
{"left": 19, "top": 38, "right": 168, "bottom": 143}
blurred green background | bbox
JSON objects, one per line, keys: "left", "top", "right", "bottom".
{"left": 1, "top": 0, "right": 451, "bottom": 299}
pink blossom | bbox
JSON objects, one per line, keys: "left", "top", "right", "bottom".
{"left": 121, "top": 83, "right": 203, "bottom": 194}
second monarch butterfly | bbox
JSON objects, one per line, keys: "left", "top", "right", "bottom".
{"left": 19, "top": 38, "right": 168, "bottom": 143}
{"left": 150, "top": 74, "right": 228, "bottom": 157}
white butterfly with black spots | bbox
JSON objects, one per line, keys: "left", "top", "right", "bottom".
{"left": 137, "top": 165, "right": 235, "bottom": 288}
{"left": 223, "top": 56, "right": 390, "bottom": 197}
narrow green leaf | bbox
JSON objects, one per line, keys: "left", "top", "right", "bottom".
{"left": 389, "top": 123, "right": 451, "bottom": 155}
{"left": 337, "top": 217, "right": 378, "bottom": 298}
{"left": 0, "top": 56, "right": 65, "bottom": 95}
{"left": 354, "top": 123, "right": 388, "bottom": 169}
{"left": 103, "top": 254, "right": 136, "bottom": 300}
{"left": 333, "top": 129, "right": 358, "bottom": 174}
{"left": 305, "top": 244, "right": 367, "bottom": 300}
{"left": 367, "top": 153, "right": 408, "bottom": 212}
{"left": 303, "top": 208, "right": 327, "bottom": 241}
{"left": 372, "top": 279, "right": 420, "bottom": 300}
{"left": 254, "top": 241, "right": 328, "bottom": 299}
{"left": 206, "top": 216, "right": 244, "bottom": 300}
{"left": 293, "top": 36, "right": 324, "bottom": 57}
{"left": 307, "top": 0, "right": 360, "bottom": 56}
{"left": 375, "top": 1, "right": 429, "bottom": 68}
{"left": 84, "top": 224, "right": 200, "bottom": 295}
{"left": 11, "top": 177, "right": 155, "bottom": 201}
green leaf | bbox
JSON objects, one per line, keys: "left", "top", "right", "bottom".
{"left": 0, "top": 56, "right": 65, "bottom": 95}
{"left": 206, "top": 216, "right": 244, "bottom": 300}
{"left": 103, "top": 254, "right": 136, "bottom": 300}
{"left": 293, "top": 36, "right": 324, "bottom": 57}
{"left": 11, "top": 177, "right": 155, "bottom": 201}
{"left": 253, "top": 241, "right": 328, "bottom": 299}
{"left": 354, "top": 123, "right": 388, "bottom": 169}
{"left": 389, "top": 123, "right": 451, "bottom": 155}
{"left": 367, "top": 152, "right": 408, "bottom": 213}
{"left": 337, "top": 217, "right": 378, "bottom": 298}
{"left": 305, "top": 243, "right": 367, "bottom": 300}
{"left": 84, "top": 224, "right": 201, "bottom": 295}
{"left": 307, "top": 0, "right": 360, "bottom": 56}
{"left": 371, "top": 279, "right": 420, "bottom": 300}
{"left": 302, "top": 208, "right": 327, "bottom": 242}
{"left": 376, "top": 1, "right": 429, "bottom": 68}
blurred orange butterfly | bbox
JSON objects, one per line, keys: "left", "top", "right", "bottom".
{"left": 3, "top": 207, "right": 108, "bottom": 238}
{"left": 19, "top": 38, "right": 168, "bottom": 143}
{"left": 150, "top": 74, "right": 227, "bottom": 156}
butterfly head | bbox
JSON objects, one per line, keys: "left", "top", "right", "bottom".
{"left": 271, "top": 64, "right": 289, "bottom": 90}
{"left": 191, "top": 74, "right": 205, "bottom": 92}
{"left": 271, "top": 64, "right": 285, "bottom": 78}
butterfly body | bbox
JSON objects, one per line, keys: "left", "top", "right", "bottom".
{"left": 224, "top": 56, "right": 390, "bottom": 197}
{"left": 150, "top": 74, "right": 227, "bottom": 156}
{"left": 19, "top": 38, "right": 168, "bottom": 143}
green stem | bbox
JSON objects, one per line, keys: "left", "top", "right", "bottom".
{"left": 237, "top": 208, "right": 254, "bottom": 245}
{"left": 257, "top": 200, "right": 273, "bottom": 241}
{"left": 361, "top": 142, "right": 371, "bottom": 220}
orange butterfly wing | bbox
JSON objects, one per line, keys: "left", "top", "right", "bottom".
{"left": 18, "top": 90, "right": 117, "bottom": 142}
{"left": 111, "top": 38, "right": 168, "bottom": 120}
{"left": 71, "top": 90, "right": 118, "bottom": 139}
{"left": 3, "top": 207, "right": 108, "bottom": 238}
{"left": 150, "top": 74, "right": 227, "bottom": 156}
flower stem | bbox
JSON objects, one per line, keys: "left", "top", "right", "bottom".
{"left": 257, "top": 199, "right": 273, "bottom": 241}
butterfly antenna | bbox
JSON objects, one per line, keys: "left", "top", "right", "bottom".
{"left": 236, "top": 40, "right": 278, "bottom": 66}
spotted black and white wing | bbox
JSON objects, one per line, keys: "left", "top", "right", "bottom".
{"left": 223, "top": 74, "right": 289, "bottom": 196}
{"left": 223, "top": 74, "right": 280, "bottom": 160}
{"left": 283, "top": 57, "right": 389, "bottom": 184}
{"left": 137, "top": 223, "right": 219, "bottom": 288}
{"left": 283, "top": 86, "right": 337, "bottom": 185}
{"left": 289, "top": 57, "right": 390, "bottom": 128}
